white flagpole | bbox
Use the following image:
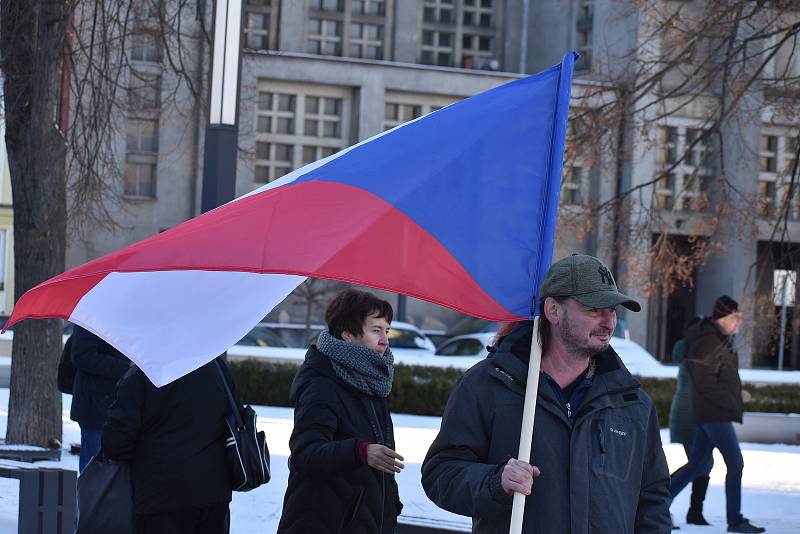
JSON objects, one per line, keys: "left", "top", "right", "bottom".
{"left": 509, "top": 316, "right": 542, "bottom": 534}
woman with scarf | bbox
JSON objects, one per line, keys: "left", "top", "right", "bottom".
{"left": 277, "top": 289, "right": 404, "bottom": 534}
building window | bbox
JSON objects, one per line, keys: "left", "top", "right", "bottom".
{"left": 383, "top": 91, "right": 460, "bottom": 131}
{"left": 352, "top": 0, "right": 385, "bottom": 15}
{"left": 760, "top": 135, "right": 778, "bottom": 173}
{"left": 125, "top": 118, "right": 158, "bottom": 198}
{"left": 308, "top": 18, "right": 343, "bottom": 55}
{"left": 463, "top": 0, "right": 493, "bottom": 27}
{"left": 128, "top": 72, "right": 161, "bottom": 110}
{"left": 574, "top": 0, "right": 594, "bottom": 71}
{"left": 254, "top": 82, "right": 352, "bottom": 184}
{"left": 308, "top": 0, "right": 391, "bottom": 60}
{"left": 759, "top": 180, "right": 776, "bottom": 217}
{"left": 562, "top": 166, "right": 584, "bottom": 206}
{"left": 759, "top": 132, "right": 800, "bottom": 220}
{"left": 310, "top": 0, "right": 344, "bottom": 11}
{"left": 423, "top": 0, "right": 454, "bottom": 23}
{"left": 244, "top": 0, "right": 278, "bottom": 50}
{"left": 350, "top": 23, "right": 383, "bottom": 59}
{"left": 130, "top": 31, "right": 162, "bottom": 63}
{"left": 657, "top": 126, "right": 678, "bottom": 164}
{"left": 655, "top": 173, "right": 675, "bottom": 210}
{"left": 420, "top": 0, "right": 500, "bottom": 70}
{"left": 421, "top": 30, "right": 453, "bottom": 66}
{"left": 655, "top": 125, "right": 714, "bottom": 213}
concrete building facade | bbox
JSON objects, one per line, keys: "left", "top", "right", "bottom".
{"left": 65, "top": 0, "right": 800, "bottom": 368}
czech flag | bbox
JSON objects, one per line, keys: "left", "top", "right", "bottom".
{"left": 6, "top": 53, "right": 576, "bottom": 386}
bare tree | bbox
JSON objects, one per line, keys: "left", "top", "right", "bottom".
{"left": 561, "top": 0, "right": 800, "bottom": 362}
{"left": 0, "top": 0, "right": 207, "bottom": 446}
{"left": 292, "top": 279, "right": 348, "bottom": 343}
{"left": 1, "top": 0, "right": 74, "bottom": 447}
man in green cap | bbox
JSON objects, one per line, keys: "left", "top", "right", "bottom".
{"left": 422, "top": 254, "right": 672, "bottom": 533}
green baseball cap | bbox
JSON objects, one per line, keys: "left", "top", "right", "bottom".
{"left": 540, "top": 254, "right": 641, "bottom": 312}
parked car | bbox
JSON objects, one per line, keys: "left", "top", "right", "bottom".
{"left": 388, "top": 321, "right": 436, "bottom": 355}
{"left": 434, "top": 332, "right": 496, "bottom": 358}
{"left": 429, "top": 329, "right": 667, "bottom": 376}
{"left": 235, "top": 325, "right": 289, "bottom": 348}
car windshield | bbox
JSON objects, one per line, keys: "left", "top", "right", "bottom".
{"left": 388, "top": 328, "right": 429, "bottom": 349}
{"left": 236, "top": 326, "right": 289, "bottom": 347}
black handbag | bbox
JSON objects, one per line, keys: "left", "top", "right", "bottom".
{"left": 76, "top": 455, "right": 134, "bottom": 534}
{"left": 214, "top": 358, "right": 271, "bottom": 491}
{"left": 57, "top": 335, "right": 76, "bottom": 394}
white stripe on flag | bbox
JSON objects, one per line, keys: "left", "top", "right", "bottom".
{"left": 69, "top": 270, "right": 305, "bottom": 387}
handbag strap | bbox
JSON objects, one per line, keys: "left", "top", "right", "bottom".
{"left": 213, "top": 358, "right": 246, "bottom": 431}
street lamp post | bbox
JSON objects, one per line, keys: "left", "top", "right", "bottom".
{"left": 201, "top": 0, "right": 243, "bottom": 214}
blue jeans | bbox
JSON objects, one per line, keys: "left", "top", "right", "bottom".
{"left": 670, "top": 421, "right": 744, "bottom": 525}
{"left": 79, "top": 426, "right": 102, "bottom": 474}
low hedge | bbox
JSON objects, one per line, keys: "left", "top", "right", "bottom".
{"left": 228, "top": 359, "right": 800, "bottom": 426}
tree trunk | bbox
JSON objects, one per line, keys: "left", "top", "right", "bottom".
{"left": 1, "top": 1, "right": 72, "bottom": 447}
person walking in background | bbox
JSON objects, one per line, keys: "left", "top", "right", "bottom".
{"left": 69, "top": 325, "right": 129, "bottom": 472}
{"left": 278, "top": 289, "right": 404, "bottom": 534}
{"left": 421, "top": 254, "right": 671, "bottom": 533}
{"left": 669, "top": 296, "right": 765, "bottom": 533}
{"left": 101, "top": 359, "right": 233, "bottom": 534}
{"left": 669, "top": 316, "right": 713, "bottom": 527}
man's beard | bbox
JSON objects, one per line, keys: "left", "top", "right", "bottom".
{"left": 560, "top": 309, "right": 610, "bottom": 359}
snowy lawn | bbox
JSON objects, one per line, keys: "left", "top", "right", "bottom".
{"left": 1, "top": 390, "right": 799, "bottom": 533}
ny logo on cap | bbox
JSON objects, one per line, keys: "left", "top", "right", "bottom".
{"left": 598, "top": 266, "right": 614, "bottom": 286}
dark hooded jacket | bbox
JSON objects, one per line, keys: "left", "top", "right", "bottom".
{"left": 70, "top": 325, "right": 130, "bottom": 429}
{"left": 101, "top": 360, "right": 232, "bottom": 515}
{"left": 277, "top": 346, "right": 402, "bottom": 534}
{"left": 421, "top": 323, "right": 671, "bottom": 534}
{"left": 685, "top": 318, "right": 743, "bottom": 424}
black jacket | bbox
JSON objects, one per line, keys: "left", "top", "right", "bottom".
{"left": 70, "top": 326, "right": 130, "bottom": 429}
{"left": 101, "top": 360, "right": 232, "bottom": 515}
{"left": 277, "top": 346, "right": 402, "bottom": 534}
{"left": 686, "top": 318, "right": 744, "bottom": 424}
{"left": 421, "top": 324, "right": 672, "bottom": 534}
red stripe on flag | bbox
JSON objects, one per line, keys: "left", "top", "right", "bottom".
{"left": 5, "top": 272, "right": 107, "bottom": 330}
{"left": 9, "top": 181, "right": 521, "bottom": 324}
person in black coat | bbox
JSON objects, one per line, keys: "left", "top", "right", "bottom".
{"left": 69, "top": 325, "right": 130, "bottom": 472}
{"left": 101, "top": 359, "right": 233, "bottom": 534}
{"left": 277, "top": 289, "right": 404, "bottom": 534}
{"left": 669, "top": 296, "right": 765, "bottom": 533}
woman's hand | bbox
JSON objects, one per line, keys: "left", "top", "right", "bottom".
{"left": 366, "top": 444, "right": 405, "bottom": 474}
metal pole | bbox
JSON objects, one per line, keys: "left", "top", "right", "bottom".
{"left": 397, "top": 294, "right": 407, "bottom": 322}
{"left": 201, "top": 0, "right": 243, "bottom": 214}
{"left": 778, "top": 273, "right": 788, "bottom": 371}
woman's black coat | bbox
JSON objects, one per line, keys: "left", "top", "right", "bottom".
{"left": 101, "top": 360, "right": 232, "bottom": 516}
{"left": 277, "top": 346, "right": 402, "bottom": 533}
{"left": 70, "top": 325, "right": 130, "bottom": 429}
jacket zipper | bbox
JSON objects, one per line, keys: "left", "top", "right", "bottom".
{"left": 597, "top": 423, "right": 606, "bottom": 467}
{"left": 368, "top": 400, "right": 386, "bottom": 533}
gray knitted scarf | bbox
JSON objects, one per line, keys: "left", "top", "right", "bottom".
{"left": 316, "top": 330, "right": 394, "bottom": 398}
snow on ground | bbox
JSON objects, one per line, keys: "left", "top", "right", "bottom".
{"left": 1, "top": 390, "right": 799, "bottom": 533}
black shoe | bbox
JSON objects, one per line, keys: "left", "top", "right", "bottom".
{"left": 727, "top": 518, "right": 765, "bottom": 533}
{"left": 687, "top": 508, "right": 711, "bottom": 526}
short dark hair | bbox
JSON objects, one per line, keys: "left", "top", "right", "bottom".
{"left": 325, "top": 289, "right": 394, "bottom": 339}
